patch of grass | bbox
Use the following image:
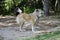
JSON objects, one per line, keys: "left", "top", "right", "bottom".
{"left": 21, "top": 31, "right": 60, "bottom": 40}
{"left": 0, "top": 35, "right": 4, "bottom": 40}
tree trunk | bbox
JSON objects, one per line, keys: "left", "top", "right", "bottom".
{"left": 58, "top": 0, "right": 60, "bottom": 11}
{"left": 43, "top": 0, "right": 50, "bottom": 16}
{"left": 55, "top": 0, "right": 60, "bottom": 15}
{"left": 55, "top": 0, "right": 58, "bottom": 15}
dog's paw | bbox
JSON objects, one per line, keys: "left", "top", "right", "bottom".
{"left": 19, "top": 29, "right": 26, "bottom": 32}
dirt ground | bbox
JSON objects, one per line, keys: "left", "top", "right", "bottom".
{"left": 0, "top": 16, "right": 60, "bottom": 40}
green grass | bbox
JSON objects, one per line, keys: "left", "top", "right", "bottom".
{"left": 0, "top": 35, "right": 4, "bottom": 40}
{"left": 21, "top": 31, "right": 60, "bottom": 40}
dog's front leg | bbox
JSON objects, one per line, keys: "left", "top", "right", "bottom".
{"left": 32, "top": 25, "right": 35, "bottom": 32}
{"left": 32, "top": 26, "right": 34, "bottom": 32}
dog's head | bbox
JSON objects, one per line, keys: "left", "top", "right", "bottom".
{"left": 33, "top": 9, "right": 44, "bottom": 17}
{"left": 14, "top": 7, "right": 22, "bottom": 16}
{"left": 33, "top": 9, "right": 44, "bottom": 20}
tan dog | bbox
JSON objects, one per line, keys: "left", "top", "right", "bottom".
{"left": 16, "top": 9, "right": 44, "bottom": 32}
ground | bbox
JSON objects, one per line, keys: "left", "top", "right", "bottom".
{"left": 0, "top": 16, "right": 60, "bottom": 40}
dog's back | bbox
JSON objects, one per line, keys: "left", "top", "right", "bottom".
{"left": 16, "top": 13, "right": 37, "bottom": 24}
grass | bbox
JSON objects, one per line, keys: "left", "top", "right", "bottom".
{"left": 0, "top": 35, "right": 4, "bottom": 40}
{"left": 21, "top": 31, "right": 60, "bottom": 40}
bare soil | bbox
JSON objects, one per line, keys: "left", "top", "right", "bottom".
{"left": 0, "top": 16, "right": 60, "bottom": 40}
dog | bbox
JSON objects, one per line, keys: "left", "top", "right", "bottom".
{"left": 16, "top": 8, "right": 44, "bottom": 32}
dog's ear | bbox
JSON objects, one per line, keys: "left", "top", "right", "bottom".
{"left": 35, "top": 9, "right": 39, "bottom": 12}
{"left": 33, "top": 9, "right": 39, "bottom": 13}
{"left": 33, "top": 9, "right": 39, "bottom": 14}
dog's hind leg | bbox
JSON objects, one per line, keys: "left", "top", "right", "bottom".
{"left": 19, "top": 21, "right": 24, "bottom": 32}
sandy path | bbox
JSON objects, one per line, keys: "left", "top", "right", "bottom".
{"left": 0, "top": 16, "right": 60, "bottom": 40}
{"left": 0, "top": 16, "right": 38, "bottom": 40}
{"left": 0, "top": 27, "right": 36, "bottom": 40}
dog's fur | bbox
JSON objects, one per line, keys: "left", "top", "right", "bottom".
{"left": 16, "top": 9, "right": 44, "bottom": 32}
